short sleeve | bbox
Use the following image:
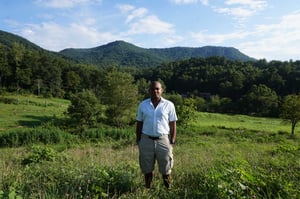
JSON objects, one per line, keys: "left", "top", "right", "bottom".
{"left": 136, "top": 103, "right": 143, "bottom": 121}
{"left": 168, "top": 103, "right": 178, "bottom": 122}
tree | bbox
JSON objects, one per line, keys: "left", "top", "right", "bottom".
{"left": 167, "top": 93, "right": 196, "bottom": 128}
{"left": 240, "top": 84, "right": 279, "bottom": 117}
{"left": 101, "top": 68, "right": 139, "bottom": 127}
{"left": 65, "top": 71, "right": 81, "bottom": 93}
{"left": 280, "top": 94, "right": 300, "bottom": 136}
{"left": 136, "top": 78, "right": 151, "bottom": 100}
{"left": 0, "top": 44, "right": 11, "bottom": 88}
{"left": 66, "top": 90, "right": 104, "bottom": 129}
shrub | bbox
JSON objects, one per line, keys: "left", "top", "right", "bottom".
{"left": 21, "top": 145, "right": 65, "bottom": 165}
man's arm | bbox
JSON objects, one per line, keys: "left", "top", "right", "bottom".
{"left": 169, "top": 121, "right": 176, "bottom": 144}
{"left": 136, "top": 121, "right": 143, "bottom": 143}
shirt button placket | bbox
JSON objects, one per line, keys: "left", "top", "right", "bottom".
{"left": 153, "top": 109, "right": 156, "bottom": 135}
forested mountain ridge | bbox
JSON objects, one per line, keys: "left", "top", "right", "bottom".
{"left": 0, "top": 30, "right": 69, "bottom": 60}
{"left": 0, "top": 30, "right": 43, "bottom": 51}
{"left": 60, "top": 40, "right": 256, "bottom": 67}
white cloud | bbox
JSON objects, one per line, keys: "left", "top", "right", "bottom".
{"left": 126, "top": 7, "right": 148, "bottom": 24}
{"left": 20, "top": 22, "right": 123, "bottom": 51}
{"left": 191, "top": 30, "right": 249, "bottom": 44}
{"left": 190, "top": 11, "right": 300, "bottom": 60}
{"left": 162, "top": 35, "right": 185, "bottom": 47}
{"left": 225, "top": 0, "right": 267, "bottom": 10}
{"left": 117, "top": 4, "right": 175, "bottom": 35}
{"left": 214, "top": 7, "right": 255, "bottom": 18}
{"left": 35, "top": 0, "right": 101, "bottom": 9}
{"left": 127, "top": 15, "right": 175, "bottom": 35}
{"left": 238, "top": 11, "right": 300, "bottom": 60}
{"left": 213, "top": 0, "right": 267, "bottom": 19}
{"left": 169, "top": 0, "right": 209, "bottom": 5}
{"left": 117, "top": 4, "right": 135, "bottom": 13}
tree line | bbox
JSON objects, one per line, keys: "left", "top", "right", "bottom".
{"left": 1, "top": 42, "right": 300, "bottom": 133}
{"left": 140, "top": 57, "right": 300, "bottom": 117}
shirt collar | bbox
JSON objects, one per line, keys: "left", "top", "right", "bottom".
{"left": 148, "top": 97, "right": 165, "bottom": 105}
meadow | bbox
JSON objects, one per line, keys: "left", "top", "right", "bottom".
{"left": 0, "top": 94, "right": 299, "bottom": 198}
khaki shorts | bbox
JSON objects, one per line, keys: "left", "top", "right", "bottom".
{"left": 138, "top": 134, "right": 173, "bottom": 175}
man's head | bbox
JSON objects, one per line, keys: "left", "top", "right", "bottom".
{"left": 149, "top": 81, "right": 163, "bottom": 100}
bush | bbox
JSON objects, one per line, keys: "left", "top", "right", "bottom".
{"left": 21, "top": 145, "right": 65, "bottom": 165}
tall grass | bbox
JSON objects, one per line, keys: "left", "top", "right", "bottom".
{"left": 1, "top": 125, "right": 299, "bottom": 198}
{"left": 0, "top": 127, "right": 77, "bottom": 147}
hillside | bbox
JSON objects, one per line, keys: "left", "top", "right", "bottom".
{"left": 0, "top": 30, "right": 43, "bottom": 51}
{"left": 60, "top": 41, "right": 166, "bottom": 67}
{"left": 0, "top": 30, "right": 70, "bottom": 60}
{"left": 60, "top": 40, "right": 256, "bottom": 67}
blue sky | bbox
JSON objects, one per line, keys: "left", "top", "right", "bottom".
{"left": 0, "top": 0, "right": 299, "bottom": 61}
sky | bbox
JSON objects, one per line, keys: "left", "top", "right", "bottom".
{"left": 0, "top": 0, "right": 300, "bottom": 61}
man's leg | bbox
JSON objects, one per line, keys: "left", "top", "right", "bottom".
{"left": 156, "top": 136, "right": 174, "bottom": 188}
{"left": 145, "top": 172, "right": 153, "bottom": 188}
{"left": 162, "top": 174, "right": 171, "bottom": 188}
{"left": 139, "top": 134, "right": 155, "bottom": 188}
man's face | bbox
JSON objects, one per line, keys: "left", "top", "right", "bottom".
{"left": 149, "top": 82, "right": 163, "bottom": 99}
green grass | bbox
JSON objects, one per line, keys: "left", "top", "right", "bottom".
{"left": 195, "top": 112, "right": 291, "bottom": 134}
{"left": 0, "top": 94, "right": 69, "bottom": 131}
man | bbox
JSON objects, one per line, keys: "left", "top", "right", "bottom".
{"left": 136, "top": 81, "right": 177, "bottom": 189}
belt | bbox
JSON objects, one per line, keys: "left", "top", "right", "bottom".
{"left": 142, "top": 133, "right": 162, "bottom": 140}
{"left": 147, "top": 135, "right": 161, "bottom": 140}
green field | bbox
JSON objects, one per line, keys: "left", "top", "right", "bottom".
{"left": 0, "top": 94, "right": 69, "bottom": 130}
{"left": 0, "top": 95, "right": 299, "bottom": 198}
{"left": 195, "top": 112, "right": 291, "bottom": 133}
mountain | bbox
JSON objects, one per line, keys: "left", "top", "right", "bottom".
{"left": 0, "top": 30, "right": 65, "bottom": 59}
{"left": 0, "top": 29, "right": 255, "bottom": 68}
{"left": 60, "top": 40, "right": 166, "bottom": 67}
{"left": 0, "top": 30, "right": 45, "bottom": 51}
{"left": 60, "top": 40, "right": 256, "bottom": 68}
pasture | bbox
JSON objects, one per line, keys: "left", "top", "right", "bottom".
{"left": 0, "top": 95, "right": 299, "bottom": 198}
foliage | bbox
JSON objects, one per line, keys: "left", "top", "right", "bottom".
{"left": 80, "top": 127, "right": 134, "bottom": 141}
{"left": 21, "top": 145, "right": 64, "bottom": 165}
{"left": 100, "top": 68, "right": 139, "bottom": 127}
{"left": 4, "top": 160, "right": 138, "bottom": 199}
{"left": 280, "top": 93, "right": 300, "bottom": 135}
{"left": 240, "top": 84, "right": 279, "bottom": 116}
{"left": 172, "top": 162, "right": 291, "bottom": 199}
{"left": 66, "top": 90, "right": 104, "bottom": 129}
{"left": 142, "top": 57, "right": 300, "bottom": 117}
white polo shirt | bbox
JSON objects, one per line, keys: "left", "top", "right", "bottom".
{"left": 136, "top": 97, "right": 178, "bottom": 137}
